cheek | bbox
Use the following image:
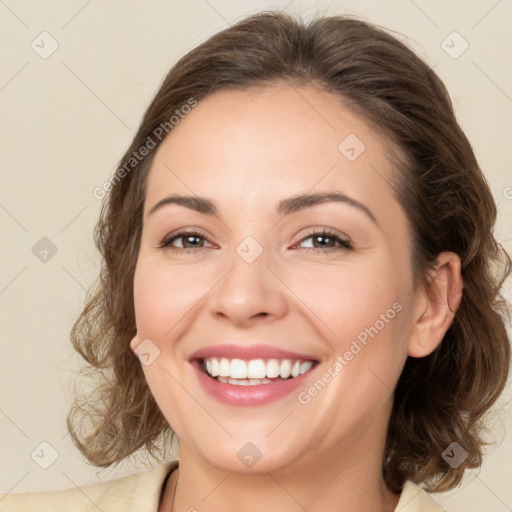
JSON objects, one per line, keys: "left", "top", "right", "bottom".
{"left": 133, "top": 258, "right": 206, "bottom": 339}
{"left": 133, "top": 259, "right": 201, "bottom": 433}
{"left": 286, "top": 256, "right": 406, "bottom": 345}
{"left": 285, "top": 260, "right": 409, "bottom": 436}
{"left": 287, "top": 256, "right": 411, "bottom": 408}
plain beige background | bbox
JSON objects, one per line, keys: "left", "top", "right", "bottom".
{"left": 1, "top": 1, "right": 511, "bottom": 510}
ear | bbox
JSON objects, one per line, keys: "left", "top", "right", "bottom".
{"left": 408, "top": 252, "right": 464, "bottom": 358}
{"left": 130, "top": 333, "right": 140, "bottom": 352}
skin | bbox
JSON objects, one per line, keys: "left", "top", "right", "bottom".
{"left": 130, "top": 83, "right": 463, "bottom": 512}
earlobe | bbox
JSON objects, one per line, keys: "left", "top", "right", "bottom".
{"left": 130, "top": 334, "right": 140, "bottom": 352}
{"left": 408, "top": 252, "right": 463, "bottom": 358}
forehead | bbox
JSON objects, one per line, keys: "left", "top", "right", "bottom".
{"left": 144, "top": 83, "right": 402, "bottom": 226}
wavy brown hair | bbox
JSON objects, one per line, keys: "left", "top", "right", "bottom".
{"left": 67, "top": 11, "right": 511, "bottom": 493}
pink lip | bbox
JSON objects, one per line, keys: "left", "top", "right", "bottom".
{"left": 189, "top": 343, "right": 318, "bottom": 362}
{"left": 190, "top": 359, "right": 319, "bottom": 407}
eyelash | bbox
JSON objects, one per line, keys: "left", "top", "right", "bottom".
{"left": 159, "top": 229, "right": 353, "bottom": 253}
{"left": 295, "top": 228, "right": 353, "bottom": 251}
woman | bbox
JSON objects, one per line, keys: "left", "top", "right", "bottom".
{"left": 1, "top": 11, "right": 509, "bottom": 512}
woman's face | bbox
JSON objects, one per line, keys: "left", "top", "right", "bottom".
{"left": 132, "top": 83, "right": 419, "bottom": 474}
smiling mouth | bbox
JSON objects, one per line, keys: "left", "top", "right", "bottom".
{"left": 196, "top": 357, "right": 319, "bottom": 386}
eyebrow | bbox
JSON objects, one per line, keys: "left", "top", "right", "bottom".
{"left": 147, "top": 192, "right": 378, "bottom": 225}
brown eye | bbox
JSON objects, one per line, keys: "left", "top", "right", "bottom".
{"left": 295, "top": 229, "right": 352, "bottom": 251}
{"left": 160, "top": 231, "right": 214, "bottom": 251}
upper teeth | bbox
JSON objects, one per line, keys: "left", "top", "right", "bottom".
{"left": 203, "top": 357, "right": 314, "bottom": 380}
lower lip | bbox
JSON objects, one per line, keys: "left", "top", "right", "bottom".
{"left": 191, "top": 360, "right": 318, "bottom": 407}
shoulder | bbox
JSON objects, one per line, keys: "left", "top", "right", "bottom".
{"left": 0, "top": 460, "right": 178, "bottom": 512}
{"left": 394, "top": 480, "right": 448, "bottom": 512}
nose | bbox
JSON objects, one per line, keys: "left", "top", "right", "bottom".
{"left": 208, "top": 243, "right": 289, "bottom": 328}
